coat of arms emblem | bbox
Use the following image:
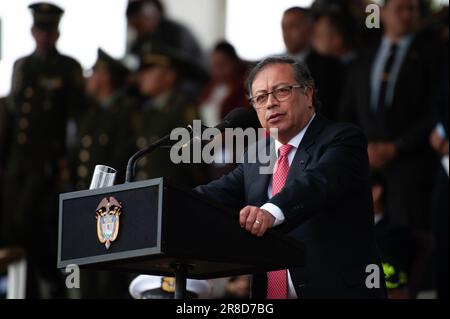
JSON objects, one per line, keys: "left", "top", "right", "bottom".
{"left": 95, "top": 197, "right": 122, "bottom": 249}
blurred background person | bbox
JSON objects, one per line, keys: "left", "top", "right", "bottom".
{"left": 312, "top": 9, "right": 358, "bottom": 65}
{"left": 339, "top": 0, "right": 438, "bottom": 236}
{"left": 125, "top": 0, "right": 208, "bottom": 100}
{"left": 132, "top": 43, "right": 203, "bottom": 187}
{"left": 198, "top": 41, "right": 248, "bottom": 128}
{"left": 1, "top": 2, "right": 84, "bottom": 298}
{"left": 129, "top": 275, "right": 210, "bottom": 299}
{"left": 67, "top": 49, "right": 137, "bottom": 298}
{"left": 311, "top": 0, "right": 380, "bottom": 46}
{"left": 198, "top": 41, "right": 250, "bottom": 179}
{"left": 281, "top": 6, "right": 342, "bottom": 121}
{"left": 371, "top": 173, "right": 431, "bottom": 298}
{"left": 69, "top": 49, "right": 136, "bottom": 191}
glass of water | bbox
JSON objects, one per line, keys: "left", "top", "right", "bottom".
{"left": 89, "top": 165, "right": 117, "bottom": 190}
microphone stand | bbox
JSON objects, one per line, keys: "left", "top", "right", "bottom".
{"left": 125, "top": 124, "right": 209, "bottom": 183}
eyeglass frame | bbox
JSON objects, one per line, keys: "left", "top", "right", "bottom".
{"left": 248, "top": 84, "right": 307, "bottom": 109}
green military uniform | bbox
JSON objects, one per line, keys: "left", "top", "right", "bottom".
{"left": 69, "top": 49, "right": 137, "bottom": 299}
{"left": 133, "top": 92, "right": 199, "bottom": 186}
{"left": 70, "top": 93, "right": 136, "bottom": 189}
{"left": 70, "top": 49, "right": 137, "bottom": 190}
{"left": 1, "top": 3, "right": 84, "bottom": 298}
{"left": 132, "top": 44, "right": 202, "bottom": 187}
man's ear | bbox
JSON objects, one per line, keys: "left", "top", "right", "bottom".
{"left": 305, "top": 86, "right": 314, "bottom": 105}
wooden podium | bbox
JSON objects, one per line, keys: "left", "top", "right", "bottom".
{"left": 58, "top": 178, "right": 305, "bottom": 298}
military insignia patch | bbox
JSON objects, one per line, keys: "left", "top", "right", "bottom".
{"left": 95, "top": 197, "right": 122, "bottom": 250}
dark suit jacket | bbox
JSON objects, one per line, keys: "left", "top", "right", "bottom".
{"left": 195, "top": 114, "right": 387, "bottom": 298}
{"left": 338, "top": 33, "right": 438, "bottom": 228}
{"left": 338, "top": 33, "right": 436, "bottom": 154}
{"left": 305, "top": 50, "right": 343, "bottom": 122}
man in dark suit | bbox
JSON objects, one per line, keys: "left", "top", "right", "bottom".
{"left": 281, "top": 6, "right": 342, "bottom": 121}
{"left": 339, "top": 0, "right": 437, "bottom": 231}
{"left": 195, "top": 55, "right": 386, "bottom": 299}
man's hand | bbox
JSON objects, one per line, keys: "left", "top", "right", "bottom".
{"left": 368, "top": 142, "right": 398, "bottom": 169}
{"left": 239, "top": 205, "right": 275, "bottom": 237}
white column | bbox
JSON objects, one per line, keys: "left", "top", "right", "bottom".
{"left": 163, "top": 0, "right": 227, "bottom": 52}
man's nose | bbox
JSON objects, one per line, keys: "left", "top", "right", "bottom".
{"left": 266, "top": 93, "right": 278, "bottom": 109}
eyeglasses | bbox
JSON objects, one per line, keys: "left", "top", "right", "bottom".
{"left": 249, "top": 84, "right": 305, "bottom": 109}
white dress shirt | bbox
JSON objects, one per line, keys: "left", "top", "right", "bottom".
{"left": 370, "top": 35, "right": 413, "bottom": 111}
{"left": 260, "top": 113, "right": 315, "bottom": 298}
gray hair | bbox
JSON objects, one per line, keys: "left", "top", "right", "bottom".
{"left": 246, "top": 55, "right": 321, "bottom": 110}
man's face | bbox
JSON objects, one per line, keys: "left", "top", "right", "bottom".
{"left": 138, "top": 65, "right": 176, "bottom": 97}
{"left": 312, "top": 16, "right": 340, "bottom": 56}
{"left": 282, "top": 11, "right": 312, "bottom": 55}
{"left": 210, "top": 51, "right": 237, "bottom": 83}
{"left": 382, "top": 0, "right": 419, "bottom": 37}
{"left": 85, "top": 69, "right": 111, "bottom": 97}
{"left": 251, "top": 63, "right": 314, "bottom": 143}
{"left": 31, "top": 27, "right": 59, "bottom": 51}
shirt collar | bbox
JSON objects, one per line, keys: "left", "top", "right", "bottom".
{"left": 274, "top": 113, "right": 316, "bottom": 157}
{"left": 381, "top": 34, "right": 414, "bottom": 50}
{"left": 289, "top": 47, "right": 311, "bottom": 63}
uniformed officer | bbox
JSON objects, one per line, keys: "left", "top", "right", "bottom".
{"left": 132, "top": 43, "right": 204, "bottom": 187}
{"left": 129, "top": 275, "right": 211, "bottom": 299}
{"left": 70, "top": 48, "right": 137, "bottom": 191}
{"left": 1, "top": 2, "right": 84, "bottom": 298}
{"left": 69, "top": 49, "right": 138, "bottom": 299}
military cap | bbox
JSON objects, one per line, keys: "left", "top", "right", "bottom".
{"left": 28, "top": 2, "right": 64, "bottom": 30}
{"left": 94, "top": 48, "right": 130, "bottom": 80}
{"left": 138, "top": 42, "right": 208, "bottom": 80}
{"left": 129, "top": 275, "right": 211, "bottom": 299}
{"left": 138, "top": 42, "right": 182, "bottom": 71}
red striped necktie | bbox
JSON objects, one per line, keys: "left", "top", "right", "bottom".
{"left": 266, "top": 144, "right": 293, "bottom": 299}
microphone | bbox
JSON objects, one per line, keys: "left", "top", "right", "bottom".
{"left": 182, "top": 107, "right": 260, "bottom": 147}
{"left": 214, "top": 107, "right": 260, "bottom": 132}
{"left": 125, "top": 107, "right": 260, "bottom": 183}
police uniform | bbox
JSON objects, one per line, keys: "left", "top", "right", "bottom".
{"left": 0, "top": 3, "right": 83, "bottom": 298}
{"left": 132, "top": 45, "right": 202, "bottom": 187}
{"left": 70, "top": 49, "right": 137, "bottom": 190}
{"left": 67, "top": 49, "right": 138, "bottom": 298}
{"left": 129, "top": 275, "right": 210, "bottom": 299}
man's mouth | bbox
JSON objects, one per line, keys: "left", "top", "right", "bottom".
{"left": 266, "top": 112, "right": 285, "bottom": 123}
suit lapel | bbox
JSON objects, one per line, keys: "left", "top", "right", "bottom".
{"left": 250, "top": 138, "right": 275, "bottom": 206}
{"left": 394, "top": 34, "right": 419, "bottom": 100}
{"left": 285, "top": 114, "right": 327, "bottom": 183}
{"left": 249, "top": 115, "right": 327, "bottom": 204}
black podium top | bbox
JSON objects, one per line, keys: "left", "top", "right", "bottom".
{"left": 58, "top": 178, "right": 305, "bottom": 279}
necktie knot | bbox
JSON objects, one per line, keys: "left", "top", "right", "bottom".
{"left": 389, "top": 43, "right": 398, "bottom": 55}
{"left": 279, "top": 144, "right": 293, "bottom": 158}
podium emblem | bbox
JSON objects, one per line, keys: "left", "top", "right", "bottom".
{"left": 95, "top": 197, "right": 122, "bottom": 250}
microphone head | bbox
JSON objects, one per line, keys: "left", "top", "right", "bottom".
{"left": 221, "top": 107, "right": 261, "bottom": 130}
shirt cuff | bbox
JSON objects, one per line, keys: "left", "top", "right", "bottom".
{"left": 260, "top": 203, "right": 285, "bottom": 226}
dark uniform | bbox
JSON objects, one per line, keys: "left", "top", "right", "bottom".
{"left": 132, "top": 45, "right": 202, "bottom": 187}
{"left": 70, "top": 49, "right": 136, "bottom": 190}
{"left": 68, "top": 49, "right": 137, "bottom": 298}
{"left": 1, "top": 3, "right": 83, "bottom": 298}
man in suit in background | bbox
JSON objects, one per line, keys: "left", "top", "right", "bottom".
{"left": 196, "top": 55, "right": 386, "bottom": 299}
{"left": 281, "top": 6, "right": 342, "bottom": 121}
{"left": 339, "top": 0, "right": 437, "bottom": 231}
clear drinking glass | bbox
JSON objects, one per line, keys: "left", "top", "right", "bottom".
{"left": 89, "top": 165, "right": 117, "bottom": 190}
